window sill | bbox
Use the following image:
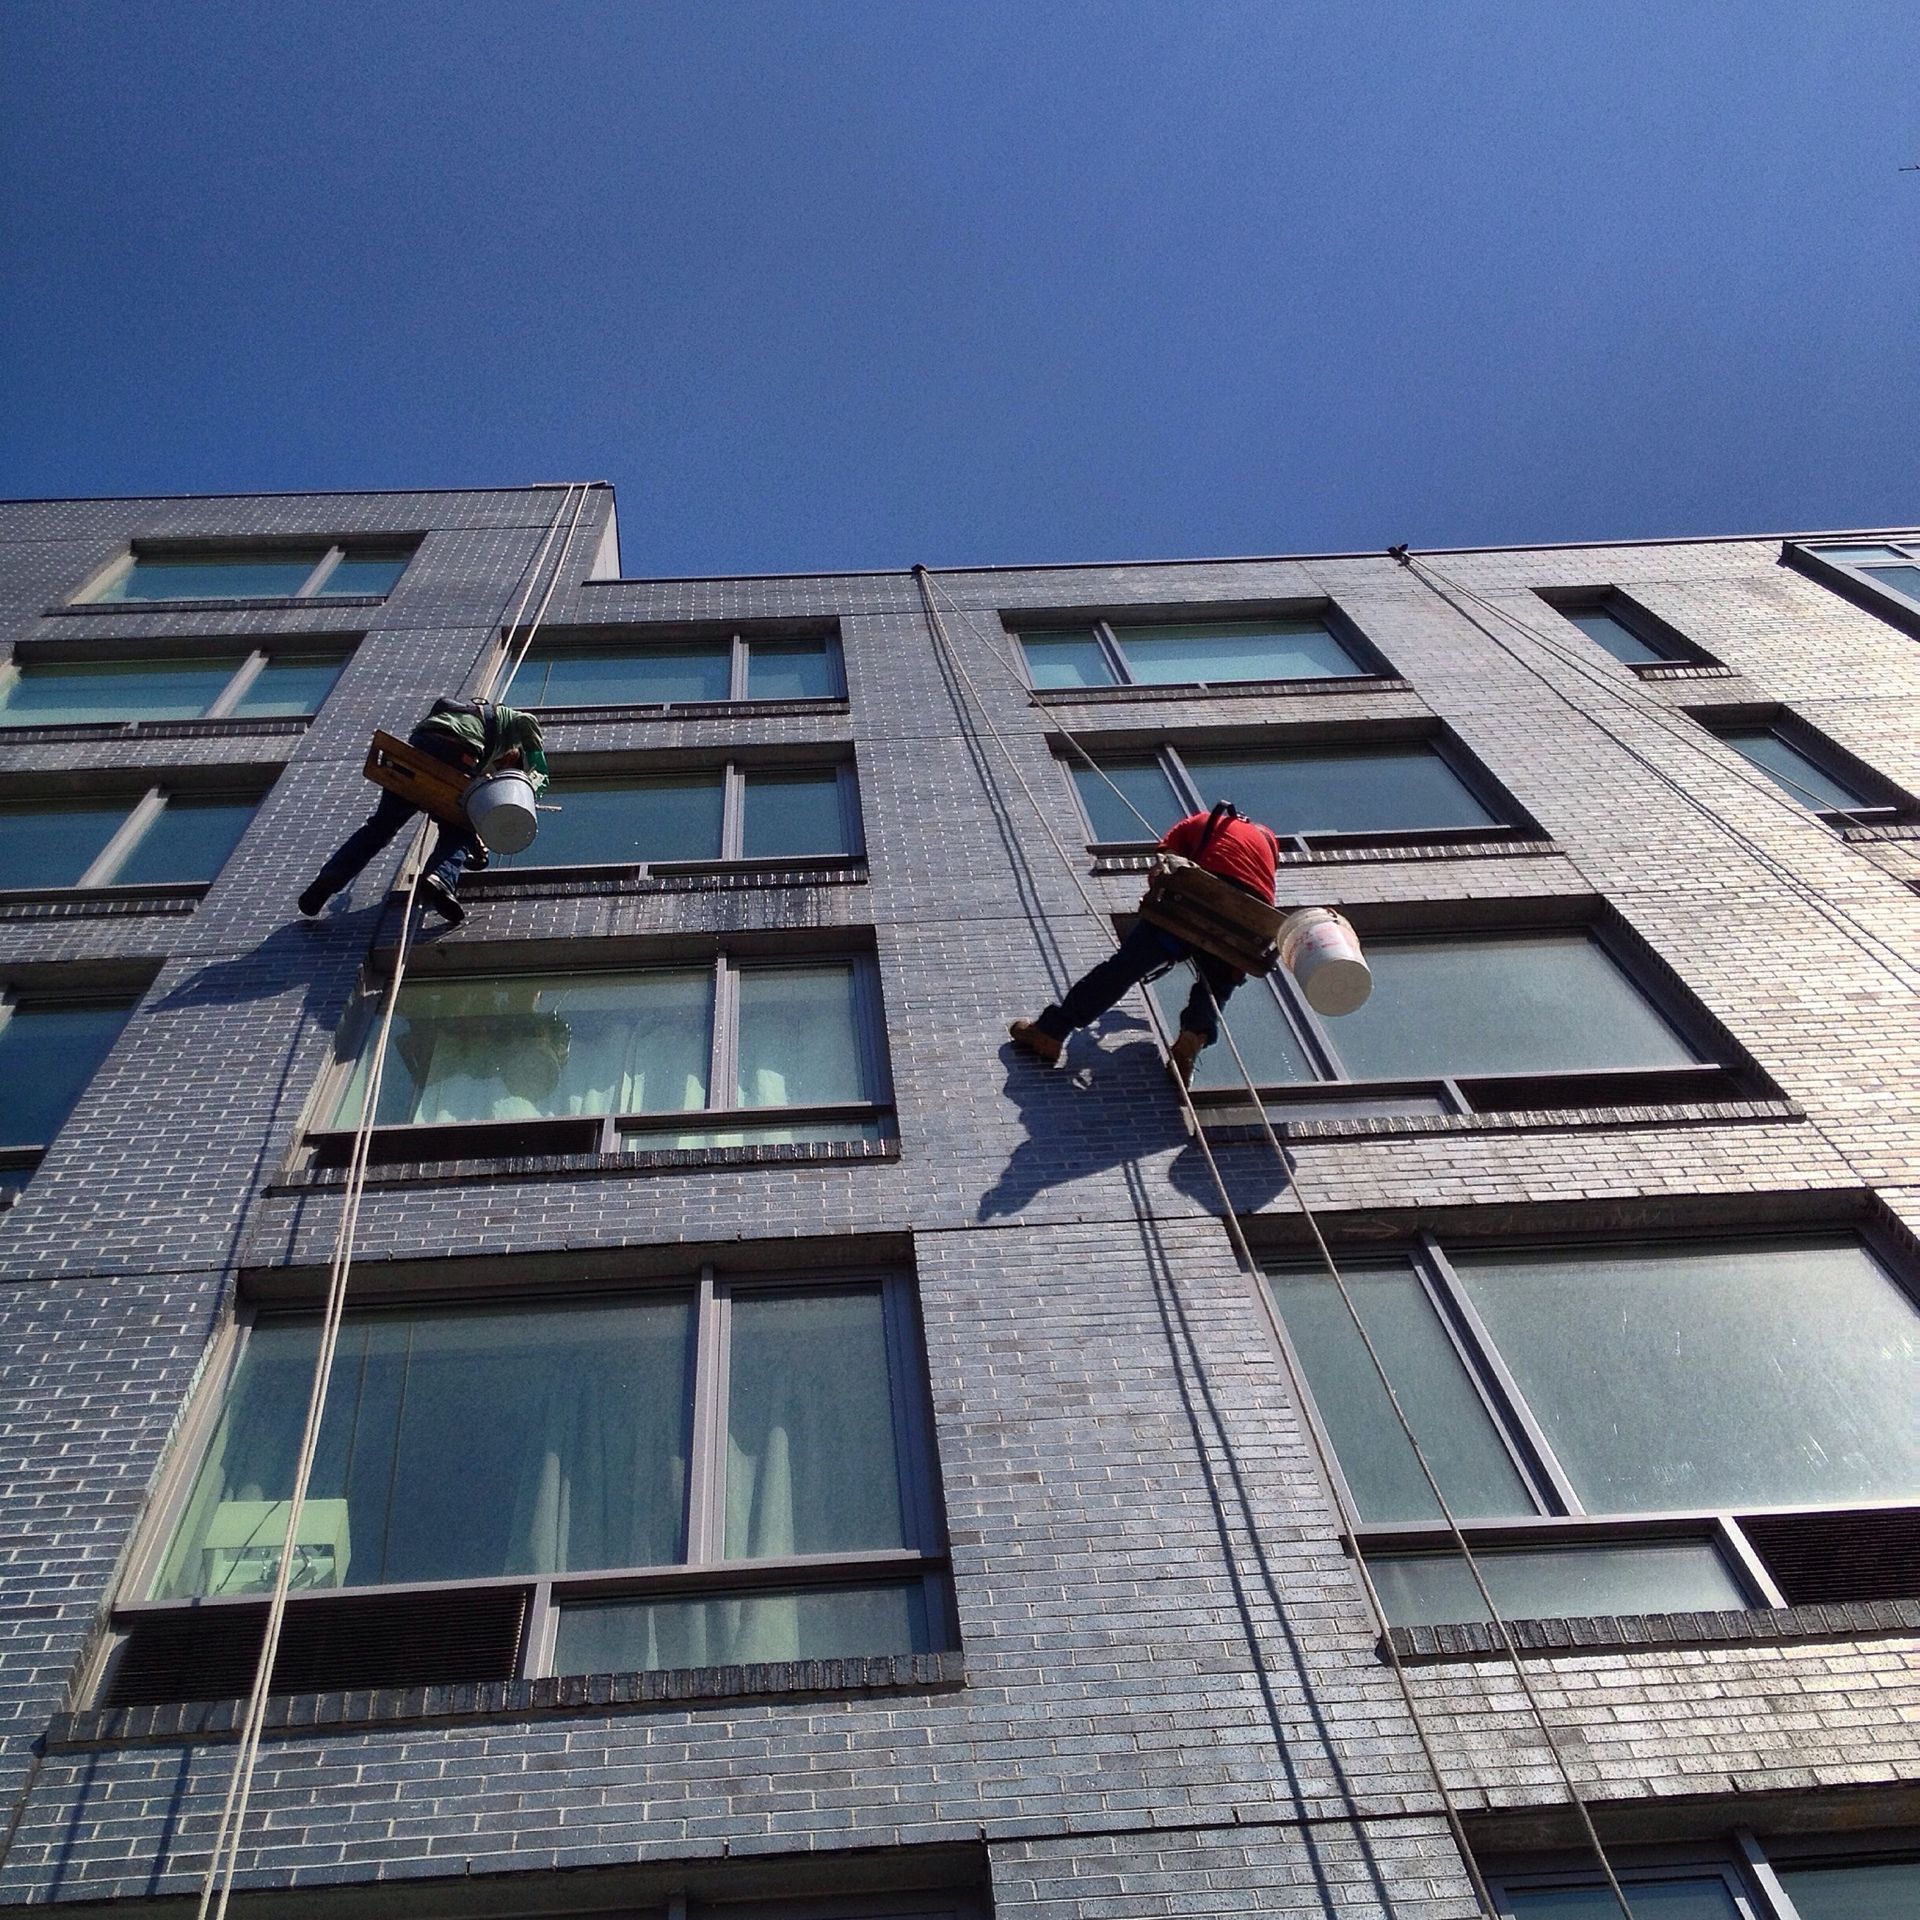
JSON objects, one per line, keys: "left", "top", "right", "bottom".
{"left": 1200, "top": 1090, "right": 1801, "bottom": 1144}
{"left": 1031, "top": 674, "right": 1411, "bottom": 705}
{"left": 0, "top": 881, "right": 206, "bottom": 920}
{"left": 1838, "top": 819, "right": 1920, "bottom": 842}
{"left": 465, "top": 853, "right": 868, "bottom": 898}
{"left": 526, "top": 696, "right": 849, "bottom": 724}
{"left": 1628, "top": 659, "right": 1734, "bottom": 680}
{"left": 1091, "top": 837, "right": 1562, "bottom": 875}
{"left": 1386, "top": 1595, "right": 1920, "bottom": 1662}
{"left": 0, "top": 715, "right": 310, "bottom": 746}
{"left": 49, "top": 1648, "right": 965, "bottom": 1753}
{"left": 50, "top": 594, "right": 384, "bottom": 615}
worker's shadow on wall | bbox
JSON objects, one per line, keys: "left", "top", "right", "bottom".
{"left": 978, "top": 1014, "right": 1290, "bottom": 1221}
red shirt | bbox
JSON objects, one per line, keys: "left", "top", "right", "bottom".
{"left": 1159, "top": 810, "right": 1279, "bottom": 903}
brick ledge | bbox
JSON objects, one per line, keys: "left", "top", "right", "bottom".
{"left": 1209, "top": 1098, "right": 1803, "bottom": 1145}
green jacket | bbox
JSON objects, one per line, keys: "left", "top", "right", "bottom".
{"left": 418, "top": 699, "right": 550, "bottom": 793}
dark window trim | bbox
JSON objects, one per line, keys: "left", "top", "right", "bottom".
{"left": 1687, "top": 701, "right": 1919, "bottom": 829}
{"left": 69, "top": 538, "right": 418, "bottom": 609}
{"left": 1535, "top": 585, "right": 1722, "bottom": 670}
{"left": 1785, "top": 536, "right": 1920, "bottom": 641}
{"left": 0, "top": 778, "right": 272, "bottom": 896}
{"left": 0, "top": 640, "right": 353, "bottom": 732}
{"left": 501, "top": 620, "right": 846, "bottom": 708}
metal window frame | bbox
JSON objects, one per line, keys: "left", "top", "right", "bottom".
{"left": 505, "top": 628, "right": 844, "bottom": 710}
{"left": 1014, "top": 604, "right": 1390, "bottom": 691}
{"left": 78, "top": 541, "right": 412, "bottom": 607}
{"left": 1537, "top": 586, "right": 1718, "bottom": 670}
{"left": 1693, "top": 704, "right": 1914, "bottom": 828}
{"left": 108, "top": 1265, "right": 950, "bottom": 1686}
{"left": 0, "top": 986, "right": 142, "bottom": 1196}
{"left": 1489, "top": 1855, "right": 1763, "bottom": 1918}
{"left": 1799, "top": 536, "right": 1920, "bottom": 615}
{"left": 0, "top": 782, "right": 268, "bottom": 895}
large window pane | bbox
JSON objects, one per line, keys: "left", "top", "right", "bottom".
{"left": 554, "top": 1581, "right": 927, "bottom": 1675}
{"left": 1019, "top": 629, "right": 1115, "bottom": 690}
{"left": 735, "top": 964, "right": 869, "bottom": 1107}
{"left": 1183, "top": 745, "right": 1496, "bottom": 838}
{"left": 229, "top": 655, "right": 344, "bottom": 718}
{"left": 1861, "top": 563, "right": 1920, "bottom": 603}
{"left": 0, "top": 1002, "right": 135, "bottom": 1149}
{"left": 741, "top": 770, "right": 852, "bottom": 858}
{"left": 94, "top": 552, "right": 323, "bottom": 601}
{"left": 1564, "top": 608, "right": 1672, "bottom": 666}
{"left": 151, "top": 1298, "right": 694, "bottom": 1596}
{"left": 725, "top": 1288, "right": 907, "bottom": 1557}
{"left": 1453, "top": 1240, "right": 1920, "bottom": 1513}
{"left": 315, "top": 551, "right": 410, "bottom": 596}
{"left": 1328, "top": 933, "right": 1698, "bottom": 1081}
{"left": 1719, "top": 729, "right": 1869, "bottom": 813}
{"left": 1266, "top": 1263, "right": 1534, "bottom": 1524}
{"left": 517, "top": 776, "right": 724, "bottom": 866}
{"left": 1777, "top": 1859, "right": 1920, "bottom": 1919}
{"left": 745, "top": 639, "right": 836, "bottom": 699}
{"left": 1152, "top": 974, "right": 1314, "bottom": 1087}
{"left": 110, "top": 798, "right": 255, "bottom": 885}
{"left": 1503, "top": 1880, "right": 1740, "bottom": 1918}
{"left": 1072, "top": 758, "right": 1183, "bottom": 840}
{"left": 510, "top": 644, "right": 731, "bottom": 706}
{"left": 1114, "top": 618, "right": 1364, "bottom": 684}
{"left": 0, "top": 802, "right": 128, "bottom": 887}
{"left": 1370, "top": 1540, "right": 1746, "bottom": 1628}
{"left": 334, "top": 971, "right": 713, "bottom": 1127}
{"left": 0, "top": 659, "right": 239, "bottom": 726}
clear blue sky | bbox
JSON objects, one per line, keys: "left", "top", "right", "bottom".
{"left": 3, "top": 2, "right": 1915, "bottom": 574}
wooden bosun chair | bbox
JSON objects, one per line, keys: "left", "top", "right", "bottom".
{"left": 362, "top": 731, "right": 472, "bottom": 830}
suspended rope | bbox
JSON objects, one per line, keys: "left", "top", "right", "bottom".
{"left": 194, "top": 484, "right": 591, "bottom": 1919}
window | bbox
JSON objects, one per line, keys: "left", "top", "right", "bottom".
{"left": 1540, "top": 591, "right": 1711, "bottom": 669}
{"left": 1068, "top": 737, "right": 1516, "bottom": 850}
{"left": 1693, "top": 710, "right": 1913, "bottom": 828}
{"left": 81, "top": 544, "right": 413, "bottom": 603}
{"left": 0, "top": 992, "right": 138, "bottom": 1202}
{"left": 495, "top": 763, "right": 861, "bottom": 870}
{"left": 107, "top": 1271, "right": 949, "bottom": 1703}
{"left": 1266, "top": 1235, "right": 1920, "bottom": 1626}
{"left": 1800, "top": 539, "right": 1920, "bottom": 616}
{"left": 504, "top": 629, "right": 841, "bottom": 708}
{"left": 314, "top": 956, "right": 890, "bottom": 1162}
{"left": 0, "top": 788, "right": 261, "bottom": 892}
{"left": 0, "top": 651, "right": 346, "bottom": 729}
{"left": 1017, "top": 613, "right": 1378, "bottom": 690}
{"left": 1159, "top": 920, "right": 1744, "bottom": 1115}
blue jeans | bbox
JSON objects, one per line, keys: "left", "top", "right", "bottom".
{"left": 306, "top": 730, "right": 479, "bottom": 904}
{"left": 1034, "top": 921, "right": 1244, "bottom": 1045}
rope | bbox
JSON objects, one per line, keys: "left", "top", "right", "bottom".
{"left": 193, "top": 485, "right": 589, "bottom": 1917}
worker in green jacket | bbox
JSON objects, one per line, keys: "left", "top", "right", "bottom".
{"left": 298, "top": 699, "right": 549, "bottom": 926}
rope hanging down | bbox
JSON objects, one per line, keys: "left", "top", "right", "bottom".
{"left": 913, "top": 565, "right": 1638, "bottom": 1920}
{"left": 194, "top": 484, "right": 592, "bottom": 1920}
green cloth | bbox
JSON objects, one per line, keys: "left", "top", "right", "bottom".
{"left": 419, "top": 700, "right": 550, "bottom": 794}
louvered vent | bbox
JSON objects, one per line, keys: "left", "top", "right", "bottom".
{"left": 103, "top": 1587, "right": 527, "bottom": 1708}
{"left": 1740, "top": 1508, "right": 1920, "bottom": 1607}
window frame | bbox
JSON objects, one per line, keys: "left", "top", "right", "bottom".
{"left": 1688, "top": 703, "right": 1918, "bottom": 830}
{"left": 0, "top": 781, "right": 267, "bottom": 896}
{"left": 1062, "top": 727, "right": 1535, "bottom": 856}
{"left": 1536, "top": 587, "right": 1721, "bottom": 671}
{"left": 0, "top": 641, "right": 351, "bottom": 732}
{"left": 1787, "top": 535, "right": 1920, "bottom": 638}
{"left": 76, "top": 541, "right": 415, "bottom": 606}
{"left": 502, "top": 624, "right": 846, "bottom": 712}
{"left": 0, "top": 986, "right": 141, "bottom": 1204}
{"left": 1262, "top": 1228, "right": 1920, "bottom": 1626}
{"left": 1011, "top": 604, "right": 1392, "bottom": 693}
{"left": 105, "top": 1265, "right": 952, "bottom": 1692}
{"left": 304, "top": 949, "right": 895, "bottom": 1166}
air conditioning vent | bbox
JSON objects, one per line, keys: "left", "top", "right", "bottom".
{"left": 1740, "top": 1508, "right": 1920, "bottom": 1607}
{"left": 103, "top": 1586, "right": 527, "bottom": 1707}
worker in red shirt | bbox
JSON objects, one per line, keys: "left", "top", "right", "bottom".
{"left": 1010, "top": 803, "right": 1280, "bottom": 1083}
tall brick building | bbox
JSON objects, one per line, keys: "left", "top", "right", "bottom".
{"left": 0, "top": 487, "right": 1915, "bottom": 1917}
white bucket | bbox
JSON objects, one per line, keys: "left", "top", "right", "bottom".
{"left": 1279, "top": 907, "right": 1372, "bottom": 1016}
{"left": 463, "top": 770, "right": 540, "bottom": 854}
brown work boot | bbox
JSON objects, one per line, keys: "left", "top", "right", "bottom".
{"left": 1008, "top": 1019, "right": 1064, "bottom": 1065}
{"left": 1167, "top": 1028, "right": 1206, "bottom": 1086}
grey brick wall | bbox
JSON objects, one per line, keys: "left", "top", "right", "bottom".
{"left": 1, "top": 499, "right": 1915, "bottom": 1913}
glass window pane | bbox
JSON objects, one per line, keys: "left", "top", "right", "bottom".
{"left": 1183, "top": 746, "right": 1496, "bottom": 837}
{"left": 1505, "top": 1880, "right": 1740, "bottom": 1918}
{"left": 1114, "top": 618, "right": 1364, "bottom": 684}
{"left": 333, "top": 971, "right": 713, "bottom": 1127}
{"left": 1564, "top": 607, "right": 1673, "bottom": 666}
{"left": 1328, "top": 933, "right": 1699, "bottom": 1080}
{"left": 643, "top": 1117, "right": 885, "bottom": 1150}
{"left": 1720, "top": 729, "right": 1870, "bottom": 813}
{"left": 509, "top": 644, "right": 732, "bottom": 706}
{"left": 735, "top": 964, "right": 870, "bottom": 1107}
{"left": 0, "top": 802, "right": 129, "bottom": 888}
{"left": 151, "top": 1298, "right": 694, "bottom": 1596}
{"left": 725, "top": 1288, "right": 907, "bottom": 1556}
{"left": 746, "top": 638, "right": 837, "bottom": 699}
{"left": 1815, "top": 545, "right": 1911, "bottom": 564}
{"left": 0, "top": 659, "right": 239, "bottom": 726}
{"left": 741, "top": 770, "right": 852, "bottom": 858}
{"left": 1777, "top": 1859, "right": 1920, "bottom": 1919}
{"left": 1152, "top": 974, "right": 1314, "bottom": 1087}
{"left": 1072, "top": 758, "right": 1183, "bottom": 841}
{"left": 554, "top": 1581, "right": 928, "bottom": 1675}
{"left": 109, "top": 798, "right": 255, "bottom": 885}
{"left": 1370, "top": 1540, "right": 1746, "bottom": 1628}
{"left": 1266, "top": 1263, "right": 1535, "bottom": 1524}
{"left": 315, "top": 551, "right": 410, "bottom": 596}
{"left": 1453, "top": 1238, "right": 1920, "bottom": 1511}
{"left": 93, "top": 552, "right": 323, "bottom": 601}
{"left": 1019, "top": 629, "right": 1116, "bottom": 690}
{"left": 514, "top": 775, "right": 724, "bottom": 867}
{"left": 229, "top": 655, "right": 344, "bottom": 718}
{"left": 0, "top": 1002, "right": 134, "bottom": 1149}
{"left": 1861, "top": 564, "right": 1920, "bottom": 604}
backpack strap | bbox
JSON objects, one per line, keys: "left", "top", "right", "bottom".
{"left": 1194, "top": 800, "right": 1240, "bottom": 859}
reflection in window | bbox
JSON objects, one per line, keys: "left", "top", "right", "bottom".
{"left": 1150, "top": 971, "right": 1314, "bottom": 1089}
{"left": 1715, "top": 725, "right": 1880, "bottom": 817}
{"left": 517, "top": 775, "right": 727, "bottom": 866}
{"left": 1183, "top": 745, "right": 1495, "bottom": 838}
{"left": 1810, "top": 540, "right": 1920, "bottom": 612}
{"left": 1019, "top": 615, "right": 1371, "bottom": 689}
{"left": 0, "top": 654, "right": 343, "bottom": 728}
{"left": 1370, "top": 1541, "right": 1746, "bottom": 1627}
{"left": 1502, "top": 1880, "right": 1740, "bottom": 1918}
{"left": 507, "top": 633, "right": 839, "bottom": 707}
{"left": 1777, "top": 1857, "right": 1920, "bottom": 1918}
{"left": 0, "top": 794, "right": 257, "bottom": 890}
{"left": 1071, "top": 758, "right": 1185, "bottom": 841}
{"left": 0, "top": 998, "right": 137, "bottom": 1195}
{"left": 741, "top": 769, "right": 852, "bottom": 857}
{"left": 86, "top": 546, "right": 411, "bottom": 602}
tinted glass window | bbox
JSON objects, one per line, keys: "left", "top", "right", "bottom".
{"left": 1861, "top": 564, "right": 1920, "bottom": 603}
{"left": 316, "top": 551, "right": 411, "bottom": 596}
{"left": 1072, "top": 758, "right": 1184, "bottom": 840}
{"left": 1369, "top": 1540, "right": 1746, "bottom": 1627}
{"left": 1153, "top": 974, "right": 1314, "bottom": 1087}
{"left": 0, "top": 802, "right": 128, "bottom": 888}
{"left": 1019, "top": 629, "right": 1116, "bottom": 690}
{"left": 1183, "top": 744, "right": 1496, "bottom": 837}
{"left": 741, "top": 770, "right": 851, "bottom": 857}
{"left": 1114, "top": 618, "right": 1364, "bottom": 684}
{"left": 0, "top": 659, "right": 239, "bottom": 726}
{"left": 95, "top": 552, "right": 323, "bottom": 601}
{"left": 745, "top": 638, "right": 837, "bottom": 699}
{"left": 1719, "top": 728, "right": 1870, "bottom": 813}
{"left": 510, "top": 644, "right": 731, "bottom": 706}
{"left": 516, "top": 775, "right": 725, "bottom": 866}
{"left": 735, "top": 964, "right": 870, "bottom": 1107}
{"left": 1504, "top": 1880, "right": 1740, "bottom": 1918}
{"left": 111, "top": 798, "right": 256, "bottom": 885}
{"left": 1, "top": 1001, "right": 134, "bottom": 1148}
{"left": 1564, "top": 607, "right": 1674, "bottom": 666}
{"left": 1777, "top": 1858, "right": 1920, "bottom": 1919}
{"left": 1327, "top": 933, "right": 1699, "bottom": 1080}
{"left": 229, "top": 655, "right": 344, "bottom": 718}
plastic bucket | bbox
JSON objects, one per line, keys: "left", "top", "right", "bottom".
{"left": 463, "top": 770, "right": 540, "bottom": 854}
{"left": 1279, "top": 907, "right": 1372, "bottom": 1016}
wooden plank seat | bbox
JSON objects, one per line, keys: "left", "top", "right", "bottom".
{"left": 362, "top": 731, "right": 472, "bottom": 829}
{"left": 1138, "top": 855, "right": 1284, "bottom": 976}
